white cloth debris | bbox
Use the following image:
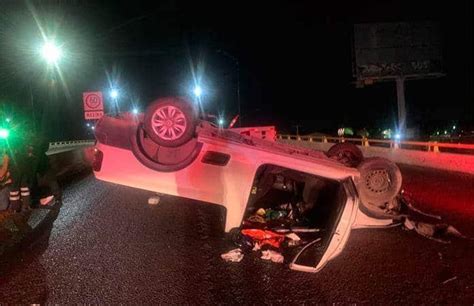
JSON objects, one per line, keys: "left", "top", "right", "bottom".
{"left": 252, "top": 243, "right": 261, "bottom": 252}
{"left": 148, "top": 196, "right": 161, "bottom": 205}
{"left": 260, "top": 250, "right": 284, "bottom": 263}
{"left": 221, "top": 248, "right": 244, "bottom": 262}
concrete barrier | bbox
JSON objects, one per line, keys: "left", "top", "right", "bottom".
{"left": 278, "top": 139, "right": 474, "bottom": 175}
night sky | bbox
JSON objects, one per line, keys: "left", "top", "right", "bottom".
{"left": 0, "top": 0, "right": 472, "bottom": 140}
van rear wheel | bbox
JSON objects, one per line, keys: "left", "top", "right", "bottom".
{"left": 144, "top": 97, "right": 197, "bottom": 147}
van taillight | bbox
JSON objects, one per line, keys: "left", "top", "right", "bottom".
{"left": 93, "top": 149, "right": 104, "bottom": 172}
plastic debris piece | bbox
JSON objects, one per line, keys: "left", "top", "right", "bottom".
{"left": 148, "top": 196, "right": 161, "bottom": 205}
{"left": 221, "top": 248, "right": 244, "bottom": 262}
{"left": 252, "top": 243, "right": 261, "bottom": 252}
{"left": 234, "top": 234, "right": 255, "bottom": 252}
{"left": 404, "top": 217, "right": 470, "bottom": 243}
{"left": 256, "top": 208, "right": 266, "bottom": 216}
{"left": 241, "top": 229, "right": 285, "bottom": 248}
{"left": 247, "top": 215, "right": 266, "bottom": 223}
{"left": 286, "top": 232, "right": 302, "bottom": 246}
{"left": 286, "top": 233, "right": 301, "bottom": 241}
{"left": 261, "top": 250, "right": 284, "bottom": 263}
{"left": 404, "top": 218, "right": 415, "bottom": 230}
{"left": 442, "top": 276, "right": 457, "bottom": 285}
{"left": 40, "top": 195, "right": 55, "bottom": 206}
{"left": 290, "top": 227, "right": 320, "bottom": 233}
{"left": 265, "top": 209, "right": 287, "bottom": 220}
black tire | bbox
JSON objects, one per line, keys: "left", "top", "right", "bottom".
{"left": 130, "top": 124, "right": 203, "bottom": 172}
{"left": 326, "top": 143, "right": 364, "bottom": 167}
{"left": 144, "top": 97, "right": 197, "bottom": 148}
{"left": 357, "top": 157, "right": 402, "bottom": 206}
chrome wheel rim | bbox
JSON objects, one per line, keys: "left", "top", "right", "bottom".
{"left": 151, "top": 105, "right": 187, "bottom": 141}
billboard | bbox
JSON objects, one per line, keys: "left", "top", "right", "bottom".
{"left": 353, "top": 22, "right": 444, "bottom": 81}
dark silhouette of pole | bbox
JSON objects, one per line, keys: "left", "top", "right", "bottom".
{"left": 217, "top": 49, "right": 240, "bottom": 127}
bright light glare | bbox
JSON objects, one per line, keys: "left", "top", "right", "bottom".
{"left": 0, "top": 128, "right": 9, "bottom": 139}
{"left": 5, "top": 118, "right": 11, "bottom": 123}
{"left": 218, "top": 118, "right": 224, "bottom": 125}
{"left": 193, "top": 85, "right": 202, "bottom": 97}
{"left": 110, "top": 89, "right": 118, "bottom": 99}
{"left": 41, "top": 42, "right": 62, "bottom": 64}
{"left": 452, "top": 125, "right": 456, "bottom": 130}
{"left": 394, "top": 133, "right": 401, "bottom": 140}
{"left": 91, "top": 126, "right": 95, "bottom": 130}
{"left": 132, "top": 108, "right": 139, "bottom": 114}
{"left": 86, "top": 123, "right": 91, "bottom": 127}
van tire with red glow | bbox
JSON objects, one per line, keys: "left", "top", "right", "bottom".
{"left": 357, "top": 157, "right": 402, "bottom": 206}
{"left": 144, "top": 97, "right": 197, "bottom": 147}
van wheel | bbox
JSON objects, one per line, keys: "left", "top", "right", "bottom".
{"left": 357, "top": 157, "right": 402, "bottom": 206}
{"left": 144, "top": 97, "right": 197, "bottom": 147}
{"left": 326, "top": 143, "right": 364, "bottom": 167}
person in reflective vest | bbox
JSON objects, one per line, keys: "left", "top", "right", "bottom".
{"left": 0, "top": 148, "right": 12, "bottom": 211}
{"left": 9, "top": 142, "right": 36, "bottom": 212}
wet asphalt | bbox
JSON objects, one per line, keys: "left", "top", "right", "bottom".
{"left": 0, "top": 166, "right": 473, "bottom": 304}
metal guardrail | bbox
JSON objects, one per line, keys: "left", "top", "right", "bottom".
{"left": 48, "top": 140, "right": 96, "bottom": 150}
{"left": 277, "top": 135, "right": 474, "bottom": 154}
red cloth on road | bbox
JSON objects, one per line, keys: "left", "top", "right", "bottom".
{"left": 241, "top": 229, "right": 285, "bottom": 248}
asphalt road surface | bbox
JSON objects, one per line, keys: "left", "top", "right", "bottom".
{"left": 1, "top": 166, "right": 473, "bottom": 304}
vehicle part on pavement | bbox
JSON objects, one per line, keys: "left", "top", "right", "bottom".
{"left": 289, "top": 238, "right": 322, "bottom": 271}
{"left": 148, "top": 196, "right": 161, "bottom": 205}
{"left": 357, "top": 157, "right": 402, "bottom": 206}
{"left": 221, "top": 248, "right": 244, "bottom": 262}
{"left": 144, "top": 97, "right": 197, "bottom": 147}
{"left": 130, "top": 124, "right": 203, "bottom": 172}
{"left": 261, "top": 250, "right": 284, "bottom": 263}
{"left": 326, "top": 143, "right": 364, "bottom": 168}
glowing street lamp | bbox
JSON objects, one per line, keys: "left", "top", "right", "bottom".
{"left": 40, "top": 41, "right": 62, "bottom": 64}
{"left": 218, "top": 118, "right": 224, "bottom": 126}
{"left": 110, "top": 89, "right": 119, "bottom": 99}
{"left": 132, "top": 108, "right": 139, "bottom": 115}
{"left": 0, "top": 128, "right": 9, "bottom": 139}
{"left": 193, "top": 85, "right": 202, "bottom": 98}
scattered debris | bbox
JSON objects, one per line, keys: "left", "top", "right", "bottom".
{"left": 40, "top": 195, "right": 55, "bottom": 206}
{"left": 403, "top": 217, "right": 467, "bottom": 243}
{"left": 241, "top": 229, "right": 285, "bottom": 248}
{"left": 285, "top": 233, "right": 302, "bottom": 246}
{"left": 148, "top": 196, "right": 161, "bottom": 205}
{"left": 400, "top": 191, "right": 441, "bottom": 220}
{"left": 442, "top": 276, "right": 457, "bottom": 285}
{"left": 247, "top": 215, "right": 266, "bottom": 223}
{"left": 221, "top": 248, "right": 244, "bottom": 262}
{"left": 261, "top": 250, "right": 284, "bottom": 263}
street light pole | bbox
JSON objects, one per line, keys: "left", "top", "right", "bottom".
{"left": 217, "top": 50, "right": 241, "bottom": 127}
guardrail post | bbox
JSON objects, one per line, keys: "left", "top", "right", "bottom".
{"left": 309, "top": 137, "right": 313, "bottom": 142}
{"left": 429, "top": 141, "right": 440, "bottom": 153}
{"left": 339, "top": 137, "right": 345, "bottom": 143}
{"left": 297, "top": 136, "right": 301, "bottom": 141}
{"left": 362, "top": 137, "right": 369, "bottom": 147}
{"left": 323, "top": 136, "right": 328, "bottom": 143}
